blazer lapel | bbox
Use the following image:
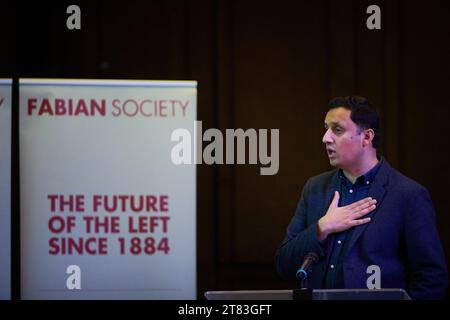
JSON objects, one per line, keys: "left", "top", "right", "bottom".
{"left": 325, "top": 170, "right": 341, "bottom": 208}
{"left": 346, "top": 159, "right": 390, "bottom": 252}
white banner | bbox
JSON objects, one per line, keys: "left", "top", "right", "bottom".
{"left": 20, "top": 79, "right": 197, "bottom": 299}
{"left": 0, "top": 79, "right": 12, "bottom": 300}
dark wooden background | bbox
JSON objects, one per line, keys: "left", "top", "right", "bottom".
{"left": 2, "top": 0, "right": 449, "bottom": 299}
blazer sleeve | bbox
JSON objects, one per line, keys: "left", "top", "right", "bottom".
{"left": 404, "top": 187, "right": 448, "bottom": 299}
{"left": 275, "top": 178, "right": 326, "bottom": 279}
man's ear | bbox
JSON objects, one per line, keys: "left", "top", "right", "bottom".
{"left": 363, "top": 129, "right": 375, "bottom": 147}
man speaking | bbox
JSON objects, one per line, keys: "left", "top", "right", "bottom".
{"left": 275, "top": 96, "right": 448, "bottom": 299}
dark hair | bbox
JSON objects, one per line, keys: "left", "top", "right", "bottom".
{"left": 328, "top": 96, "right": 380, "bottom": 148}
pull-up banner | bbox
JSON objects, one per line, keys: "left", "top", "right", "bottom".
{"left": 0, "top": 79, "right": 12, "bottom": 300}
{"left": 20, "top": 79, "right": 197, "bottom": 299}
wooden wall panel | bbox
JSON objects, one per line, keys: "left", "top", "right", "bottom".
{"left": 231, "top": 1, "right": 331, "bottom": 264}
{"left": 401, "top": 0, "right": 450, "bottom": 258}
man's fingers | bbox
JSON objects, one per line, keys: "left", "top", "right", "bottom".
{"left": 330, "top": 191, "right": 340, "bottom": 208}
{"left": 346, "top": 197, "right": 374, "bottom": 210}
{"left": 353, "top": 199, "right": 377, "bottom": 213}
{"left": 350, "top": 217, "right": 371, "bottom": 226}
{"left": 352, "top": 204, "right": 377, "bottom": 218}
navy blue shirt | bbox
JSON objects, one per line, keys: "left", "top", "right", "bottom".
{"left": 323, "top": 157, "right": 383, "bottom": 289}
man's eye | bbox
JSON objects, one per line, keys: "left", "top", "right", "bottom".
{"left": 333, "top": 127, "right": 342, "bottom": 133}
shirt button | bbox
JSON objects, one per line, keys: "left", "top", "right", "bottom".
{"left": 330, "top": 264, "right": 335, "bottom": 269}
{"left": 349, "top": 189, "right": 353, "bottom": 193}
{"left": 337, "top": 240, "right": 342, "bottom": 244}
{"left": 366, "top": 181, "right": 370, "bottom": 185}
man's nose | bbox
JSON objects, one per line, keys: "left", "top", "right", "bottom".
{"left": 322, "top": 129, "right": 333, "bottom": 144}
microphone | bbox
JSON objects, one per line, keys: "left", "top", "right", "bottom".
{"left": 296, "top": 252, "right": 319, "bottom": 280}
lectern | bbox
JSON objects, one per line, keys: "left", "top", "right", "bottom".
{"left": 205, "top": 289, "right": 411, "bottom": 300}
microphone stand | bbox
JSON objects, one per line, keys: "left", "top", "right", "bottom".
{"left": 293, "top": 252, "right": 318, "bottom": 300}
{"left": 293, "top": 271, "right": 313, "bottom": 300}
{"left": 299, "top": 273, "right": 308, "bottom": 290}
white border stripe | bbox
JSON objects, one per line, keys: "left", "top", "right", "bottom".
{"left": 19, "top": 78, "right": 197, "bottom": 88}
{"left": 0, "top": 79, "right": 12, "bottom": 85}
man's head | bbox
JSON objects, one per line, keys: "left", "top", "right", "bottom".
{"left": 322, "top": 96, "right": 380, "bottom": 170}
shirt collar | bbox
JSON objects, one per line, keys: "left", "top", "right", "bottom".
{"left": 338, "top": 156, "right": 383, "bottom": 186}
